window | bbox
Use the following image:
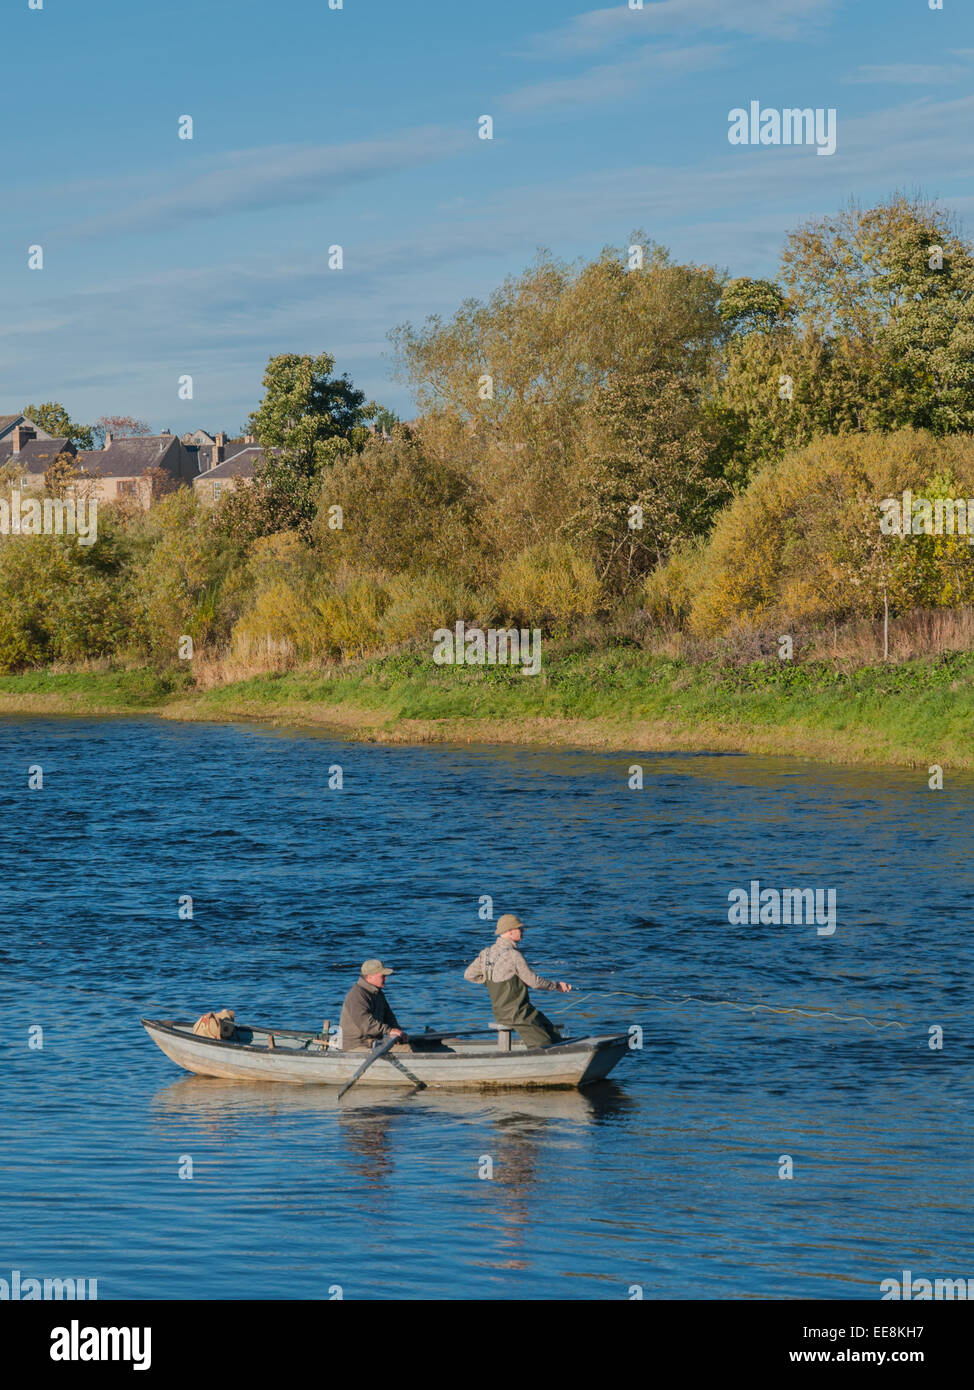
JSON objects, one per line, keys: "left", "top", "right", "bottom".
{"left": 118, "top": 480, "right": 137, "bottom": 496}
{"left": 212, "top": 481, "right": 223, "bottom": 499}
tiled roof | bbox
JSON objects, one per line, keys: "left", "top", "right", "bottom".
{"left": 75, "top": 436, "right": 179, "bottom": 479}
{"left": 223, "top": 440, "right": 257, "bottom": 461}
{"left": 0, "top": 437, "right": 72, "bottom": 469}
{"left": 197, "top": 449, "right": 260, "bottom": 480}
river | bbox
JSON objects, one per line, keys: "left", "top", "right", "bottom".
{"left": 1, "top": 718, "right": 971, "bottom": 1299}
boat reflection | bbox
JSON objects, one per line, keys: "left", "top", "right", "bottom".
{"left": 151, "top": 1074, "right": 633, "bottom": 1126}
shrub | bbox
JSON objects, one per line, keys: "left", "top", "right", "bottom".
{"left": 689, "top": 429, "right": 974, "bottom": 636}
{"left": 379, "top": 570, "right": 484, "bottom": 646}
{"left": 642, "top": 539, "right": 708, "bottom": 627}
{"left": 494, "top": 540, "right": 603, "bottom": 631}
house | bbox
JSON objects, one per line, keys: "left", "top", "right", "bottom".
{"left": 0, "top": 413, "right": 53, "bottom": 443}
{"left": 181, "top": 428, "right": 216, "bottom": 447}
{"left": 181, "top": 429, "right": 257, "bottom": 467}
{"left": 0, "top": 424, "right": 75, "bottom": 483}
{"left": 72, "top": 434, "right": 200, "bottom": 507}
{"left": 184, "top": 432, "right": 258, "bottom": 473}
{"left": 193, "top": 445, "right": 261, "bottom": 504}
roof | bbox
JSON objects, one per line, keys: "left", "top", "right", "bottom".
{"left": 75, "top": 436, "right": 179, "bottom": 479}
{"left": 223, "top": 440, "right": 257, "bottom": 461}
{"left": 0, "top": 414, "right": 52, "bottom": 441}
{"left": 196, "top": 448, "right": 261, "bottom": 480}
{"left": 0, "top": 437, "right": 73, "bottom": 469}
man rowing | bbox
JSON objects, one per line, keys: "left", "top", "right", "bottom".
{"left": 339, "top": 959, "right": 409, "bottom": 1051}
{"left": 463, "top": 913, "right": 571, "bottom": 1048}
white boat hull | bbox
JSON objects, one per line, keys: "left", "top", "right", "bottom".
{"left": 142, "top": 1019, "right": 630, "bottom": 1090}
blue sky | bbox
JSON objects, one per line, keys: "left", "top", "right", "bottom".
{"left": 3, "top": 0, "right": 973, "bottom": 432}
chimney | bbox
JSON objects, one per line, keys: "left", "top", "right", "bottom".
{"left": 212, "top": 440, "right": 224, "bottom": 466}
{"left": 244, "top": 434, "right": 255, "bottom": 444}
{"left": 216, "top": 431, "right": 227, "bottom": 447}
{"left": 104, "top": 432, "right": 113, "bottom": 449}
{"left": 11, "top": 424, "right": 35, "bottom": 453}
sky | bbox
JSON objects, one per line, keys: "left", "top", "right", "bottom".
{"left": 2, "top": 0, "right": 973, "bottom": 433}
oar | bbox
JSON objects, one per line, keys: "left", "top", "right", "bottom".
{"left": 337, "top": 1033, "right": 398, "bottom": 1099}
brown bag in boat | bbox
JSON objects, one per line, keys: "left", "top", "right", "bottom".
{"left": 192, "top": 1008, "right": 236, "bottom": 1040}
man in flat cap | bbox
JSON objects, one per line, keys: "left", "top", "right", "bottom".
{"left": 339, "top": 959, "right": 409, "bottom": 1051}
{"left": 463, "top": 914, "right": 571, "bottom": 1048}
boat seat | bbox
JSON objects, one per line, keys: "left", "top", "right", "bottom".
{"left": 489, "top": 1023, "right": 513, "bottom": 1052}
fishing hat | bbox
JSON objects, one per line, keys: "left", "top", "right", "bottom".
{"left": 361, "top": 959, "right": 394, "bottom": 977}
{"left": 495, "top": 914, "right": 526, "bottom": 936}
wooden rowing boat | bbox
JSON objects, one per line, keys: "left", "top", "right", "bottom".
{"left": 142, "top": 1017, "right": 631, "bottom": 1090}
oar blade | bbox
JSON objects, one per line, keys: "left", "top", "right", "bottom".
{"left": 337, "top": 1033, "right": 398, "bottom": 1099}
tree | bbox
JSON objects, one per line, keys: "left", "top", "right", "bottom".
{"left": 312, "top": 432, "right": 484, "bottom": 582}
{"left": 246, "top": 353, "right": 374, "bottom": 532}
{"left": 575, "top": 366, "right": 730, "bottom": 583}
{"left": 22, "top": 401, "right": 93, "bottom": 449}
{"left": 91, "top": 415, "right": 152, "bottom": 448}
{"left": 129, "top": 488, "right": 242, "bottom": 664}
{"left": 710, "top": 196, "right": 974, "bottom": 490}
{"left": 719, "top": 277, "right": 791, "bottom": 334}
{"left": 392, "top": 240, "right": 727, "bottom": 579}
{"left": 43, "top": 451, "right": 81, "bottom": 498}
{"left": 781, "top": 194, "right": 974, "bottom": 432}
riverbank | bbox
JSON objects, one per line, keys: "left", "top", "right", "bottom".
{"left": 0, "top": 649, "right": 971, "bottom": 767}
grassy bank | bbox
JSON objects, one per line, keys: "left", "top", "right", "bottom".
{"left": 0, "top": 649, "right": 972, "bottom": 768}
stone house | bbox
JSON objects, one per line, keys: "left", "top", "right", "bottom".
{"left": 72, "top": 434, "right": 201, "bottom": 507}
{"left": 193, "top": 444, "right": 261, "bottom": 504}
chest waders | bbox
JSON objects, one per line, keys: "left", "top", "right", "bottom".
{"left": 485, "top": 956, "right": 560, "bottom": 1050}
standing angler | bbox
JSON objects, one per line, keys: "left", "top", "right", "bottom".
{"left": 339, "top": 960, "right": 409, "bottom": 1051}
{"left": 464, "top": 913, "right": 571, "bottom": 1048}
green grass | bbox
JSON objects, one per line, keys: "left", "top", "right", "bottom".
{"left": 1, "top": 649, "right": 973, "bottom": 766}
{"left": 0, "top": 667, "right": 190, "bottom": 709}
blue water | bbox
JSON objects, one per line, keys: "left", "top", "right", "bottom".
{"left": 1, "top": 718, "right": 971, "bottom": 1299}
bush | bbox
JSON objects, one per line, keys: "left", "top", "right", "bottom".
{"left": 642, "top": 539, "right": 708, "bottom": 627}
{"left": 313, "top": 433, "right": 485, "bottom": 583}
{"left": 494, "top": 540, "right": 603, "bottom": 631}
{"left": 379, "top": 570, "right": 485, "bottom": 646}
{"left": 0, "top": 503, "right": 135, "bottom": 672}
{"left": 689, "top": 429, "right": 974, "bottom": 636}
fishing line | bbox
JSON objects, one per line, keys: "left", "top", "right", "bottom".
{"left": 3, "top": 974, "right": 927, "bottom": 1034}
{"left": 552, "top": 986, "right": 911, "bottom": 1031}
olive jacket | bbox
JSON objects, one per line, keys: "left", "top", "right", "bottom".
{"left": 339, "top": 978, "right": 401, "bottom": 1051}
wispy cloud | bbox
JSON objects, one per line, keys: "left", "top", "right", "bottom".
{"left": 503, "top": 42, "right": 728, "bottom": 114}
{"left": 525, "top": 0, "right": 836, "bottom": 58}
{"left": 72, "top": 127, "right": 469, "bottom": 239}
{"left": 847, "top": 63, "right": 970, "bottom": 85}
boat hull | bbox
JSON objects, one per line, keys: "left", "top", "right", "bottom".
{"left": 142, "top": 1019, "right": 630, "bottom": 1090}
